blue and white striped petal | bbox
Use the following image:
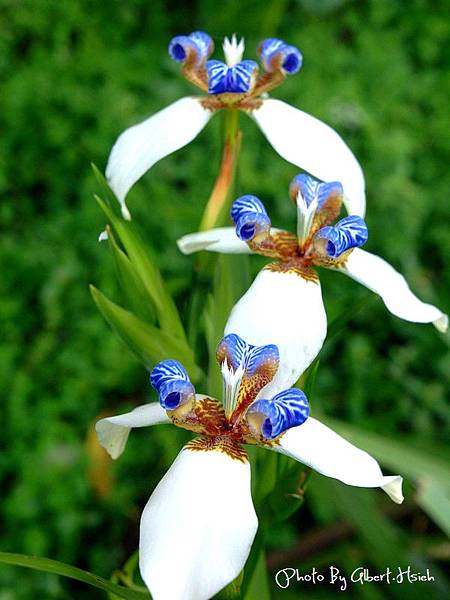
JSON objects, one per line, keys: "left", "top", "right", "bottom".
{"left": 289, "top": 174, "right": 343, "bottom": 208}
{"left": 258, "top": 38, "right": 303, "bottom": 75}
{"left": 216, "top": 333, "right": 278, "bottom": 374}
{"left": 216, "top": 333, "right": 279, "bottom": 418}
{"left": 231, "top": 195, "right": 271, "bottom": 242}
{"left": 150, "top": 359, "right": 195, "bottom": 410}
{"left": 246, "top": 388, "right": 309, "bottom": 439}
{"left": 314, "top": 215, "right": 368, "bottom": 258}
{"left": 226, "top": 60, "right": 258, "bottom": 93}
{"left": 206, "top": 60, "right": 258, "bottom": 94}
{"left": 168, "top": 31, "right": 213, "bottom": 65}
{"left": 206, "top": 60, "right": 229, "bottom": 94}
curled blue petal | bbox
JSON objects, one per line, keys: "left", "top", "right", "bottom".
{"left": 231, "top": 195, "right": 271, "bottom": 242}
{"left": 314, "top": 215, "right": 368, "bottom": 258}
{"left": 169, "top": 31, "right": 213, "bottom": 65}
{"left": 207, "top": 60, "right": 258, "bottom": 94}
{"left": 216, "top": 333, "right": 279, "bottom": 374}
{"left": 289, "top": 174, "right": 343, "bottom": 208}
{"left": 150, "top": 359, "right": 195, "bottom": 410}
{"left": 247, "top": 388, "right": 309, "bottom": 439}
{"left": 259, "top": 37, "right": 303, "bottom": 75}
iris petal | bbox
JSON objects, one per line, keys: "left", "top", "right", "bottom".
{"left": 168, "top": 31, "right": 213, "bottom": 65}
{"left": 247, "top": 388, "right": 309, "bottom": 439}
{"left": 231, "top": 195, "right": 271, "bottom": 242}
{"left": 289, "top": 174, "right": 343, "bottom": 208}
{"left": 206, "top": 60, "right": 258, "bottom": 94}
{"left": 314, "top": 215, "right": 368, "bottom": 258}
{"left": 259, "top": 37, "right": 302, "bottom": 75}
{"left": 150, "top": 360, "right": 195, "bottom": 410}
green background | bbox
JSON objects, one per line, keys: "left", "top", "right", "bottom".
{"left": 1, "top": 0, "right": 449, "bottom": 598}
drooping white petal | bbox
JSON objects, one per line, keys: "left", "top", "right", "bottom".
{"left": 106, "top": 97, "right": 213, "bottom": 218}
{"left": 177, "top": 227, "right": 254, "bottom": 254}
{"left": 95, "top": 403, "right": 169, "bottom": 459}
{"left": 225, "top": 269, "right": 327, "bottom": 396}
{"left": 333, "top": 249, "right": 448, "bottom": 332}
{"left": 272, "top": 417, "right": 403, "bottom": 503}
{"left": 140, "top": 447, "right": 258, "bottom": 600}
{"left": 250, "top": 99, "right": 366, "bottom": 217}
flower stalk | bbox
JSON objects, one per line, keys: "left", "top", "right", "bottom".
{"left": 199, "top": 108, "right": 242, "bottom": 231}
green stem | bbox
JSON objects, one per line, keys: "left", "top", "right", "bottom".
{"left": 199, "top": 109, "right": 241, "bottom": 231}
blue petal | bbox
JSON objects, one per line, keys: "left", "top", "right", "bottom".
{"left": 169, "top": 31, "right": 213, "bottom": 65}
{"left": 150, "top": 359, "right": 195, "bottom": 410}
{"left": 259, "top": 38, "right": 303, "bottom": 75}
{"left": 207, "top": 60, "right": 258, "bottom": 94}
{"left": 247, "top": 388, "right": 309, "bottom": 439}
{"left": 206, "top": 60, "right": 228, "bottom": 94}
{"left": 314, "top": 215, "right": 368, "bottom": 258}
{"left": 230, "top": 195, "right": 271, "bottom": 242}
{"left": 226, "top": 60, "right": 258, "bottom": 93}
{"left": 289, "top": 174, "right": 343, "bottom": 208}
{"left": 216, "top": 333, "right": 279, "bottom": 374}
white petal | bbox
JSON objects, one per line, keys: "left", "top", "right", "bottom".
{"left": 106, "top": 97, "right": 213, "bottom": 217}
{"left": 274, "top": 417, "right": 404, "bottom": 503}
{"left": 251, "top": 99, "right": 366, "bottom": 217}
{"left": 225, "top": 269, "right": 327, "bottom": 396}
{"left": 177, "top": 227, "right": 253, "bottom": 254}
{"left": 334, "top": 249, "right": 448, "bottom": 332}
{"left": 140, "top": 447, "right": 258, "bottom": 600}
{"left": 95, "top": 403, "right": 169, "bottom": 459}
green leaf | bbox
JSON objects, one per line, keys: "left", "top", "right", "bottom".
{"left": 107, "top": 226, "right": 157, "bottom": 324}
{"left": 0, "top": 552, "right": 148, "bottom": 600}
{"left": 90, "top": 285, "right": 202, "bottom": 381}
{"left": 242, "top": 545, "right": 271, "bottom": 600}
{"left": 323, "top": 418, "right": 450, "bottom": 536}
{"left": 95, "top": 194, "right": 186, "bottom": 342}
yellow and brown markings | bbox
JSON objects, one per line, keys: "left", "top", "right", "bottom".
{"left": 230, "top": 359, "right": 279, "bottom": 426}
{"left": 312, "top": 248, "right": 352, "bottom": 269}
{"left": 264, "top": 261, "right": 319, "bottom": 282}
{"left": 307, "top": 193, "right": 342, "bottom": 242}
{"left": 186, "top": 436, "right": 249, "bottom": 463}
{"left": 249, "top": 230, "right": 298, "bottom": 260}
{"left": 169, "top": 397, "right": 227, "bottom": 436}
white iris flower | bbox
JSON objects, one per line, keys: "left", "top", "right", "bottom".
{"left": 96, "top": 333, "right": 403, "bottom": 600}
{"left": 106, "top": 31, "right": 365, "bottom": 221}
{"left": 178, "top": 175, "right": 448, "bottom": 395}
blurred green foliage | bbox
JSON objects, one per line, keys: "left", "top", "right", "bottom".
{"left": 1, "top": 0, "right": 449, "bottom": 598}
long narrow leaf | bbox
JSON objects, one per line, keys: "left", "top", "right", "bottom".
{"left": 0, "top": 552, "right": 148, "bottom": 600}
{"left": 95, "top": 194, "right": 186, "bottom": 342}
{"left": 90, "top": 285, "right": 202, "bottom": 381}
{"left": 107, "top": 226, "right": 156, "bottom": 324}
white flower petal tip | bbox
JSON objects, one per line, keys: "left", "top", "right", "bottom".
{"left": 98, "top": 230, "right": 109, "bottom": 242}
{"left": 225, "top": 269, "right": 327, "bottom": 396}
{"left": 382, "top": 476, "right": 404, "bottom": 504}
{"left": 273, "top": 418, "right": 404, "bottom": 503}
{"left": 250, "top": 99, "right": 366, "bottom": 217}
{"left": 95, "top": 404, "right": 169, "bottom": 459}
{"left": 177, "top": 227, "right": 252, "bottom": 255}
{"left": 139, "top": 447, "right": 258, "bottom": 600}
{"left": 106, "top": 96, "right": 212, "bottom": 206}
{"left": 434, "top": 313, "right": 448, "bottom": 333}
{"left": 336, "top": 249, "right": 448, "bottom": 331}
